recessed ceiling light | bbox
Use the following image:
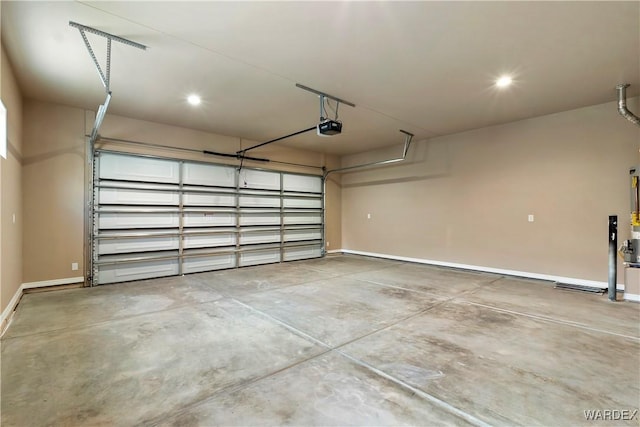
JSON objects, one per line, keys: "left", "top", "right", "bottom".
{"left": 187, "top": 94, "right": 201, "bottom": 106}
{"left": 495, "top": 76, "right": 513, "bottom": 88}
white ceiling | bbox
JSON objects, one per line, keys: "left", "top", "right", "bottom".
{"left": 2, "top": 1, "right": 639, "bottom": 155}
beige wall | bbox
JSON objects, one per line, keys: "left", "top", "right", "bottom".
{"left": 22, "top": 101, "right": 85, "bottom": 283}
{"left": 1, "top": 45, "right": 24, "bottom": 315}
{"left": 21, "top": 102, "right": 340, "bottom": 283}
{"left": 341, "top": 98, "right": 640, "bottom": 284}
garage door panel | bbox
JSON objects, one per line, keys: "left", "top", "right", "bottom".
{"left": 99, "top": 153, "right": 179, "bottom": 183}
{"left": 239, "top": 211, "right": 281, "bottom": 226}
{"left": 284, "top": 228, "right": 322, "bottom": 242}
{"left": 238, "top": 195, "right": 280, "bottom": 207}
{"left": 93, "top": 152, "right": 323, "bottom": 285}
{"left": 98, "top": 212, "right": 180, "bottom": 229}
{"left": 97, "top": 258, "right": 180, "bottom": 284}
{"left": 183, "top": 253, "right": 236, "bottom": 274}
{"left": 283, "top": 197, "right": 322, "bottom": 208}
{"left": 283, "top": 212, "right": 322, "bottom": 225}
{"left": 183, "top": 163, "right": 235, "bottom": 187}
{"left": 183, "top": 212, "right": 236, "bottom": 227}
{"left": 99, "top": 188, "right": 180, "bottom": 206}
{"left": 240, "top": 229, "right": 281, "bottom": 245}
{"left": 284, "top": 245, "right": 323, "bottom": 261}
{"left": 98, "top": 236, "right": 179, "bottom": 255}
{"left": 282, "top": 174, "right": 321, "bottom": 193}
{"left": 183, "top": 232, "right": 236, "bottom": 249}
{"left": 183, "top": 192, "right": 235, "bottom": 207}
{"left": 239, "top": 169, "right": 280, "bottom": 190}
{"left": 239, "top": 248, "right": 281, "bottom": 267}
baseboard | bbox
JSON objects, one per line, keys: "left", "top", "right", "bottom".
{"left": 624, "top": 293, "right": 640, "bottom": 303}
{"left": 22, "top": 276, "right": 85, "bottom": 289}
{"left": 339, "top": 249, "right": 625, "bottom": 290}
{"left": 1, "top": 276, "right": 85, "bottom": 336}
{"left": 326, "top": 249, "right": 344, "bottom": 254}
{"left": 0, "top": 284, "right": 24, "bottom": 336}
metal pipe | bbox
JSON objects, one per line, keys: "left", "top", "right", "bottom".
{"left": 324, "top": 130, "right": 414, "bottom": 178}
{"left": 608, "top": 215, "right": 618, "bottom": 301}
{"left": 616, "top": 84, "right": 640, "bottom": 127}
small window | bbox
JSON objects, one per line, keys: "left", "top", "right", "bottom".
{"left": 0, "top": 100, "right": 6, "bottom": 159}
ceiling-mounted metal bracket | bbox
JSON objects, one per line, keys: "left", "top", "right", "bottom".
{"left": 70, "top": 21, "right": 147, "bottom": 93}
{"left": 297, "top": 83, "right": 355, "bottom": 122}
{"left": 70, "top": 21, "right": 146, "bottom": 145}
{"left": 90, "top": 92, "right": 112, "bottom": 142}
{"left": 296, "top": 83, "right": 356, "bottom": 109}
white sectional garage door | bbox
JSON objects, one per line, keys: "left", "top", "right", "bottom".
{"left": 92, "top": 151, "right": 323, "bottom": 285}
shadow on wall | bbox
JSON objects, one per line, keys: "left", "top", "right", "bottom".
{"left": 340, "top": 139, "right": 452, "bottom": 188}
{"left": 6, "top": 139, "right": 22, "bottom": 162}
{"left": 21, "top": 145, "right": 84, "bottom": 166}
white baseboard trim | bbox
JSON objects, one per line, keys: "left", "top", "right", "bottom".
{"left": 624, "top": 293, "right": 640, "bottom": 303}
{"left": 22, "top": 276, "right": 84, "bottom": 290}
{"left": 1, "top": 276, "right": 85, "bottom": 336}
{"left": 326, "top": 249, "right": 344, "bottom": 255}
{"left": 339, "top": 249, "right": 625, "bottom": 290}
{"left": 0, "top": 284, "right": 24, "bottom": 335}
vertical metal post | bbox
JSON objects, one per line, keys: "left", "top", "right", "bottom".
{"left": 608, "top": 215, "right": 618, "bottom": 301}
{"left": 91, "top": 151, "right": 100, "bottom": 286}
{"left": 279, "top": 172, "right": 284, "bottom": 263}
{"left": 234, "top": 168, "right": 241, "bottom": 268}
{"left": 321, "top": 173, "right": 327, "bottom": 257}
{"left": 178, "top": 161, "right": 184, "bottom": 275}
{"left": 105, "top": 38, "right": 111, "bottom": 92}
{"left": 84, "top": 136, "right": 94, "bottom": 286}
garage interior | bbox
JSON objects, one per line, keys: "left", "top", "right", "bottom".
{"left": 0, "top": 1, "right": 639, "bottom": 426}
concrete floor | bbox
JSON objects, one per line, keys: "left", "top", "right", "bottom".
{"left": 2, "top": 254, "right": 639, "bottom": 426}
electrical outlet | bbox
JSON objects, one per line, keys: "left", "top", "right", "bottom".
{"left": 71, "top": 262, "right": 79, "bottom": 271}
{"left": 326, "top": 241, "right": 330, "bottom": 247}
{"left": 12, "top": 213, "right": 15, "bottom": 224}
{"left": 367, "top": 213, "right": 371, "bottom": 219}
{"left": 528, "top": 214, "right": 534, "bottom": 222}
